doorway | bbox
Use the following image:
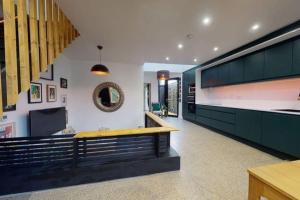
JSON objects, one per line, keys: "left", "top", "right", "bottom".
{"left": 166, "top": 78, "right": 179, "bottom": 117}
{"left": 144, "top": 83, "right": 151, "bottom": 111}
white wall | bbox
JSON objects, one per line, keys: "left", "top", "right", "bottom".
{"left": 143, "top": 72, "right": 182, "bottom": 118}
{"left": 1, "top": 55, "right": 72, "bottom": 137}
{"left": 196, "top": 68, "right": 300, "bottom": 110}
{"left": 1, "top": 55, "right": 145, "bottom": 137}
{"left": 144, "top": 72, "right": 159, "bottom": 103}
{"left": 68, "top": 60, "right": 144, "bottom": 132}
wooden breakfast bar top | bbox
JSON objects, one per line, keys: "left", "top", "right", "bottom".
{"left": 74, "top": 112, "right": 179, "bottom": 139}
{"left": 248, "top": 160, "right": 300, "bottom": 200}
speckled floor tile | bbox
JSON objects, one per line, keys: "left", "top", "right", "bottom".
{"left": 0, "top": 118, "right": 282, "bottom": 200}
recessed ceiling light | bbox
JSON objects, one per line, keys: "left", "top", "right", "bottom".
{"left": 178, "top": 43, "right": 183, "bottom": 49}
{"left": 213, "top": 47, "right": 219, "bottom": 51}
{"left": 251, "top": 23, "right": 260, "bottom": 31}
{"left": 165, "top": 57, "right": 170, "bottom": 61}
{"left": 202, "top": 17, "right": 211, "bottom": 26}
{"left": 193, "top": 58, "right": 198, "bottom": 63}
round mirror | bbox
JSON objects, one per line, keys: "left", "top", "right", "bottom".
{"left": 93, "top": 82, "right": 124, "bottom": 112}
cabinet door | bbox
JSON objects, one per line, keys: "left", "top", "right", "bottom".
{"left": 229, "top": 59, "right": 244, "bottom": 83}
{"left": 264, "top": 42, "right": 293, "bottom": 78}
{"left": 182, "top": 72, "right": 189, "bottom": 102}
{"left": 218, "top": 63, "right": 230, "bottom": 85}
{"left": 201, "top": 69, "right": 209, "bottom": 88}
{"left": 292, "top": 37, "right": 300, "bottom": 74}
{"left": 209, "top": 67, "right": 219, "bottom": 87}
{"left": 201, "top": 67, "right": 218, "bottom": 88}
{"left": 262, "top": 112, "right": 300, "bottom": 157}
{"left": 182, "top": 103, "right": 188, "bottom": 116}
{"left": 261, "top": 112, "right": 285, "bottom": 152}
{"left": 236, "top": 110, "right": 262, "bottom": 143}
{"left": 189, "top": 70, "right": 195, "bottom": 83}
{"left": 244, "top": 51, "right": 265, "bottom": 81}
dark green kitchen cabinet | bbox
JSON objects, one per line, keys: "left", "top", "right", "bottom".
{"left": 292, "top": 37, "right": 300, "bottom": 74}
{"left": 264, "top": 42, "right": 293, "bottom": 78}
{"left": 229, "top": 59, "right": 244, "bottom": 83}
{"left": 182, "top": 103, "right": 188, "bottom": 115}
{"left": 182, "top": 72, "right": 189, "bottom": 103}
{"left": 201, "top": 68, "right": 218, "bottom": 88}
{"left": 196, "top": 105, "right": 236, "bottom": 135}
{"left": 200, "top": 37, "right": 300, "bottom": 89}
{"left": 201, "top": 67, "right": 219, "bottom": 88}
{"left": 218, "top": 63, "right": 230, "bottom": 85}
{"left": 188, "top": 70, "right": 195, "bottom": 83}
{"left": 262, "top": 112, "right": 300, "bottom": 158}
{"left": 210, "top": 67, "right": 219, "bottom": 86}
{"left": 201, "top": 69, "right": 209, "bottom": 88}
{"left": 244, "top": 51, "right": 265, "bottom": 81}
{"left": 236, "top": 109, "right": 262, "bottom": 143}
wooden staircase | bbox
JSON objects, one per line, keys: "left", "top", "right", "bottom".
{"left": 0, "top": 0, "right": 79, "bottom": 116}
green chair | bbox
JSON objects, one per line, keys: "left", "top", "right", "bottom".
{"left": 151, "top": 103, "right": 163, "bottom": 116}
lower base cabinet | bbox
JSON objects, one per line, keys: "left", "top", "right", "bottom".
{"left": 195, "top": 105, "right": 236, "bottom": 135}
{"left": 196, "top": 116, "right": 235, "bottom": 134}
{"left": 183, "top": 104, "right": 300, "bottom": 158}
{"left": 262, "top": 112, "right": 300, "bottom": 158}
{"left": 183, "top": 112, "right": 196, "bottom": 121}
{"left": 182, "top": 103, "right": 196, "bottom": 121}
{"left": 236, "top": 110, "right": 262, "bottom": 143}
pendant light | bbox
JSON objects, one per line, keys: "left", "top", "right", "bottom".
{"left": 157, "top": 70, "right": 170, "bottom": 80}
{"left": 91, "top": 45, "right": 110, "bottom": 75}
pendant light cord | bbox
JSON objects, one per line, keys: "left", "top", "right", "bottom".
{"left": 99, "top": 49, "right": 102, "bottom": 64}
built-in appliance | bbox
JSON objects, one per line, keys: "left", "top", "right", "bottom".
{"left": 187, "top": 83, "right": 196, "bottom": 113}
{"left": 29, "top": 107, "right": 67, "bottom": 137}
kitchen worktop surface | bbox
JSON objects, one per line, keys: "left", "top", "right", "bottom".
{"left": 197, "top": 103, "right": 300, "bottom": 115}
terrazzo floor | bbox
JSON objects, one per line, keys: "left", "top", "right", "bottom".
{"left": 0, "top": 118, "right": 282, "bottom": 200}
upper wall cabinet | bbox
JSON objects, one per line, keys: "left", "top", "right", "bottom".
{"left": 201, "top": 67, "right": 218, "bottom": 88}
{"left": 201, "top": 37, "right": 299, "bottom": 89}
{"left": 218, "top": 63, "right": 230, "bottom": 85}
{"left": 229, "top": 59, "right": 244, "bottom": 83}
{"left": 244, "top": 51, "right": 265, "bottom": 82}
{"left": 292, "top": 37, "right": 300, "bottom": 74}
{"left": 264, "top": 42, "right": 293, "bottom": 79}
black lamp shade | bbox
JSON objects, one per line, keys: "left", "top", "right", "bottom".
{"left": 91, "top": 64, "right": 110, "bottom": 75}
{"left": 157, "top": 70, "right": 170, "bottom": 80}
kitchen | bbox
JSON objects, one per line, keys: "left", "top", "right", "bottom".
{"left": 182, "top": 21, "right": 300, "bottom": 159}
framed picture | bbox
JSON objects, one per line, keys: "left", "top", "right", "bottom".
{"left": 60, "top": 78, "right": 68, "bottom": 89}
{"left": 61, "top": 94, "right": 67, "bottom": 106}
{"left": 40, "top": 64, "right": 54, "bottom": 80}
{"left": 3, "top": 104, "right": 16, "bottom": 112}
{"left": 28, "top": 82, "right": 42, "bottom": 103}
{"left": 0, "top": 122, "right": 16, "bottom": 138}
{"left": 47, "top": 85, "right": 57, "bottom": 102}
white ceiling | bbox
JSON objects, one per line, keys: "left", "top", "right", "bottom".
{"left": 143, "top": 63, "right": 195, "bottom": 73}
{"left": 60, "top": 0, "right": 300, "bottom": 66}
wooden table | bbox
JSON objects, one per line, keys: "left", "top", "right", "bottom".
{"left": 248, "top": 161, "right": 300, "bottom": 200}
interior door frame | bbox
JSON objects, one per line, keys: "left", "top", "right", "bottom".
{"left": 144, "top": 83, "right": 151, "bottom": 111}
{"left": 166, "top": 77, "right": 180, "bottom": 118}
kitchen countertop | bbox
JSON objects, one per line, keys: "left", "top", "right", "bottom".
{"left": 74, "top": 112, "right": 179, "bottom": 138}
{"left": 197, "top": 103, "right": 300, "bottom": 115}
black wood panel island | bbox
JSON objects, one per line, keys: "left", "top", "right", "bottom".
{"left": 0, "top": 112, "right": 180, "bottom": 196}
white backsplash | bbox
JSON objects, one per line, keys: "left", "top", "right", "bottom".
{"left": 195, "top": 70, "right": 300, "bottom": 111}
